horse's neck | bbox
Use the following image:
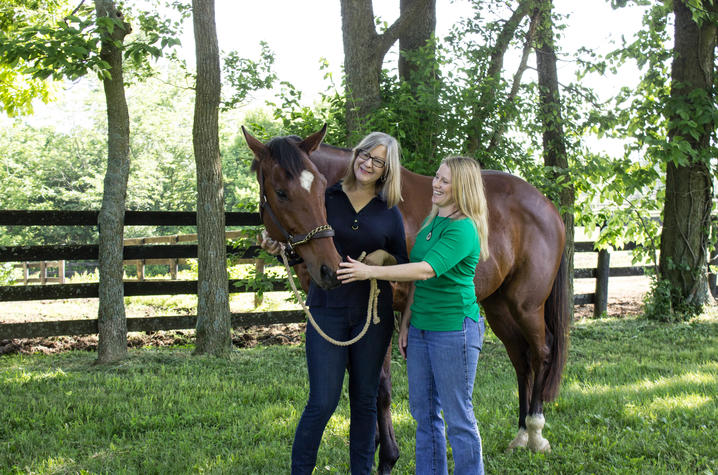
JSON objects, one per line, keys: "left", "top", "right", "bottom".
{"left": 310, "top": 144, "right": 353, "bottom": 186}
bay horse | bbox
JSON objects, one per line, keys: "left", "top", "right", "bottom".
{"left": 243, "top": 125, "right": 569, "bottom": 473}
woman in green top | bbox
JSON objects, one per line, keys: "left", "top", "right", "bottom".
{"left": 338, "top": 156, "right": 490, "bottom": 474}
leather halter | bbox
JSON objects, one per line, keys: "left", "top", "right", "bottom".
{"left": 258, "top": 165, "right": 335, "bottom": 255}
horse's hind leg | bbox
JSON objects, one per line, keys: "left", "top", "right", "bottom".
{"left": 485, "top": 292, "right": 552, "bottom": 453}
{"left": 375, "top": 346, "right": 399, "bottom": 474}
{"left": 522, "top": 306, "right": 552, "bottom": 453}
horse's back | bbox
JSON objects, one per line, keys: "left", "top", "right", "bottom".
{"left": 309, "top": 145, "right": 564, "bottom": 301}
{"left": 479, "top": 170, "right": 565, "bottom": 302}
{"left": 311, "top": 144, "right": 353, "bottom": 186}
{"left": 483, "top": 170, "right": 564, "bottom": 243}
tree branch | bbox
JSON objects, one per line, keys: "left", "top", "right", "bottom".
{"left": 488, "top": 6, "right": 539, "bottom": 150}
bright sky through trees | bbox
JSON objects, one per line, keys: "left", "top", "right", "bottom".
{"left": 13, "top": 0, "right": 646, "bottom": 134}
{"left": 194, "top": 0, "right": 645, "bottom": 106}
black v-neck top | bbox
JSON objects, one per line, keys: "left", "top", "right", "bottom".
{"left": 306, "top": 181, "right": 408, "bottom": 314}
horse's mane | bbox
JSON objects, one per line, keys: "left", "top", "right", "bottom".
{"left": 254, "top": 136, "right": 306, "bottom": 179}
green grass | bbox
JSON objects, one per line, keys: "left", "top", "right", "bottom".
{"left": 1, "top": 313, "right": 716, "bottom": 474}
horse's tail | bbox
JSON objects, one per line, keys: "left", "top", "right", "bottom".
{"left": 542, "top": 251, "right": 570, "bottom": 401}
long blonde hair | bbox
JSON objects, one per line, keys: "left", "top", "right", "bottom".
{"left": 422, "top": 156, "right": 490, "bottom": 261}
{"left": 341, "top": 132, "right": 402, "bottom": 208}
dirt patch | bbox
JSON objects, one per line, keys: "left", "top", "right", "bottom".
{"left": 1, "top": 274, "right": 649, "bottom": 356}
{"left": 574, "top": 296, "right": 644, "bottom": 319}
{"left": 0, "top": 323, "right": 306, "bottom": 356}
{"left": 1, "top": 297, "right": 645, "bottom": 356}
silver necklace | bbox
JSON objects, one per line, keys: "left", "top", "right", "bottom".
{"left": 426, "top": 209, "right": 460, "bottom": 241}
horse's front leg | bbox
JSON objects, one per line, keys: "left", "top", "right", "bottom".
{"left": 375, "top": 345, "right": 399, "bottom": 474}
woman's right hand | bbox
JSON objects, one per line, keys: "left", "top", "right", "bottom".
{"left": 258, "top": 230, "right": 283, "bottom": 255}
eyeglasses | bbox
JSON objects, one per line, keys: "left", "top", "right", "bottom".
{"left": 356, "top": 149, "right": 386, "bottom": 169}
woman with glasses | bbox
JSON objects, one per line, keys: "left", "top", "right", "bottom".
{"left": 337, "top": 156, "right": 490, "bottom": 475}
{"left": 260, "top": 131, "right": 408, "bottom": 474}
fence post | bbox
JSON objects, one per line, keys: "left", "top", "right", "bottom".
{"left": 39, "top": 261, "right": 47, "bottom": 285}
{"left": 136, "top": 237, "right": 146, "bottom": 281}
{"left": 594, "top": 249, "right": 610, "bottom": 317}
{"left": 22, "top": 262, "right": 29, "bottom": 284}
{"left": 254, "top": 258, "right": 265, "bottom": 307}
{"left": 58, "top": 260, "right": 65, "bottom": 284}
{"left": 170, "top": 235, "right": 178, "bottom": 280}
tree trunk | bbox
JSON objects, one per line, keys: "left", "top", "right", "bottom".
{"left": 95, "top": 0, "right": 131, "bottom": 364}
{"left": 192, "top": 0, "right": 231, "bottom": 356}
{"left": 398, "top": 0, "right": 438, "bottom": 162}
{"left": 535, "top": 0, "right": 574, "bottom": 317}
{"left": 398, "top": 0, "right": 436, "bottom": 81}
{"left": 340, "top": 0, "right": 425, "bottom": 141}
{"left": 340, "top": 0, "right": 385, "bottom": 140}
{"left": 658, "top": 0, "right": 717, "bottom": 313}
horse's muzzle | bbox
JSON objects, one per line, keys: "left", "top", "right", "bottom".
{"left": 319, "top": 264, "right": 341, "bottom": 290}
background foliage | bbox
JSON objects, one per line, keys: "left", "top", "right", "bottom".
{"left": 1, "top": 1, "right": 717, "bottom": 318}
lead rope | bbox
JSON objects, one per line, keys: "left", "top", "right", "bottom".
{"left": 279, "top": 248, "right": 380, "bottom": 346}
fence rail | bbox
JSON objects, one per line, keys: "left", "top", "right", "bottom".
{"left": 0, "top": 210, "right": 261, "bottom": 226}
{"left": 1, "top": 210, "right": 651, "bottom": 339}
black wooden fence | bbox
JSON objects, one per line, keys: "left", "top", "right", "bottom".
{"left": 0, "top": 210, "right": 648, "bottom": 339}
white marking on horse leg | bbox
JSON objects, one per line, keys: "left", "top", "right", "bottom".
{"left": 526, "top": 414, "right": 551, "bottom": 453}
{"left": 506, "top": 427, "right": 528, "bottom": 453}
{"left": 299, "top": 170, "right": 314, "bottom": 193}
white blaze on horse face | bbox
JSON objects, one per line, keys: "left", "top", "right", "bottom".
{"left": 299, "top": 170, "right": 314, "bottom": 193}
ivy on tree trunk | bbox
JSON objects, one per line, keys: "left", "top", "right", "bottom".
{"left": 657, "top": 0, "right": 717, "bottom": 315}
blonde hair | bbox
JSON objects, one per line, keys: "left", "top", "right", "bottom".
{"left": 341, "top": 132, "right": 403, "bottom": 208}
{"left": 422, "top": 156, "right": 490, "bottom": 261}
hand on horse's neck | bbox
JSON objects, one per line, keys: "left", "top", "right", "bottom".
{"left": 343, "top": 182, "right": 377, "bottom": 214}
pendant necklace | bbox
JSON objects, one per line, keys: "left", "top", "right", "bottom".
{"left": 426, "top": 209, "right": 460, "bottom": 241}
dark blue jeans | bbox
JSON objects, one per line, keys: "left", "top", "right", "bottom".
{"left": 291, "top": 306, "right": 394, "bottom": 475}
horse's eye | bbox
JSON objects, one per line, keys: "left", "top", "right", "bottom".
{"left": 275, "top": 189, "right": 289, "bottom": 201}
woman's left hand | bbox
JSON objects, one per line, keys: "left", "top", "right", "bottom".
{"left": 337, "top": 256, "right": 373, "bottom": 283}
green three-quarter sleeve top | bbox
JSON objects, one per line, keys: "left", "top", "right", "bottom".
{"left": 409, "top": 216, "right": 481, "bottom": 331}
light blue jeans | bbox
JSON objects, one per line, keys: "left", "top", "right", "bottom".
{"left": 407, "top": 317, "right": 485, "bottom": 475}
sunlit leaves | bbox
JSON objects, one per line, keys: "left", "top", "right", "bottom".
{"left": 222, "top": 41, "right": 277, "bottom": 111}
{"left": 0, "top": 0, "right": 188, "bottom": 109}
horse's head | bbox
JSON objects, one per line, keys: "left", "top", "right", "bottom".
{"left": 242, "top": 124, "right": 342, "bottom": 290}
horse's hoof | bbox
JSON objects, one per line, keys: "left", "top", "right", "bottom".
{"left": 377, "top": 465, "right": 393, "bottom": 475}
{"left": 525, "top": 414, "right": 551, "bottom": 453}
{"left": 506, "top": 427, "right": 528, "bottom": 453}
{"left": 376, "top": 455, "right": 398, "bottom": 474}
{"left": 528, "top": 435, "right": 551, "bottom": 452}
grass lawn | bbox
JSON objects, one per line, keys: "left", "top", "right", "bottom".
{"left": 1, "top": 312, "right": 716, "bottom": 474}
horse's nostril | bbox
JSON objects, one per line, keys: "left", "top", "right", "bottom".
{"left": 320, "top": 264, "right": 332, "bottom": 280}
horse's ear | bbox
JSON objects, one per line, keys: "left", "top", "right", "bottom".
{"left": 298, "top": 123, "right": 327, "bottom": 154}
{"left": 242, "top": 126, "right": 269, "bottom": 159}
